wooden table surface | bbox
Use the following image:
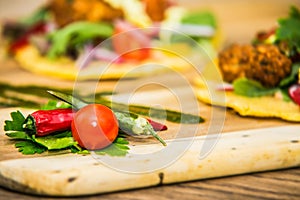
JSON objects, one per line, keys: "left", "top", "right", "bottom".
{"left": 0, "top": 0, "right": 300, "bottom": 199}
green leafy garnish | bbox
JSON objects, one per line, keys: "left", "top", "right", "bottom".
{"left": 6, "top": 131, "right": 32, "bottom": 140}
{"left": 20, "top": 7, "right": 50, "bottom": 26}
{"left": 15, "top": 141, "right": 47, "bottom": 155}
{"left": 4, "top": 103, "right": 129, "bottom": 156}
{"left": 181, "top": 11, "right": 217, "bottom": 28}
{"left": 33, "top": 132, "right": 77, "bottom": 150}
{"left": 47, "top": 21, "right": 113, "bottom": 59}
{"left": 4, "top": 111, "right": 26, "bottom": 132}
{"left": 279, "top": 63, "right": 300, "bottom": 87}
{"left": 276, "top": 6, "right": 300, "bottom": 55}
{"left": 95, "top": 137, "right": 129, "bottom": 157}
{"left": 40, "top": 100, "right": 72, "bottom": 110}
{"left": 233, "top": 78, "right": 279, "bottom": 97}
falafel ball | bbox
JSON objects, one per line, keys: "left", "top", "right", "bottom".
{"left": 218, "top": 43, "right": 292, "bottom": 88}
{"left": 218, "top": 44, "right": 253, "bottom": 83}
{"left": 245, "top": 44, "right": 292, "bottom": 88}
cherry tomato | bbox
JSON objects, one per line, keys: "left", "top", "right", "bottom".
{"left": 71, "top": 104, "right": 119, "bottom": 150}
{"left": 112, "top": 23, "right": 150, "bottom": 62}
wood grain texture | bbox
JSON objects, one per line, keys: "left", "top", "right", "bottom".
{"left": 0, "top": 168, "right": 299, "bottom": 200}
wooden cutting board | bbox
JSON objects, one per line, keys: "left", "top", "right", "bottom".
{"left": 0, "top": 112, "right": 299, "bottom": 196}
{"left": 0, "top": 83, "right": 299, "bottom": 196}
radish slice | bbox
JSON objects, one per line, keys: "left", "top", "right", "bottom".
{"left": 216, "top": 83, "right": 234, "bottom": 91}
{"left": 288, "top": 84, "right": 300, "bottom": 106}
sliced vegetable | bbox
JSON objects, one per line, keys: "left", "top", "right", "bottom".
{"left": 23, "top": 108, "right": 75, "bottom": 137}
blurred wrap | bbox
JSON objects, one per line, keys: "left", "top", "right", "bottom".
{"left": 194, "top": 6, "right": 300, "bottom": 122}
{"left": 2, "top": 0, "right": 221, "bottom": 80}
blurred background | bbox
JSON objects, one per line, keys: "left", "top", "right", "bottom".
{"left": 0, "top": 0, "right": 299, "bottom": 44}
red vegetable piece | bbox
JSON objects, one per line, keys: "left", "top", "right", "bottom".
{"left": 288, "top": 84, "right": 300, "bottom": 106}
{"left": 9, "top": 22, "right": 47, "bottom": 53}
{"left": 29, "top": 108, "right": 75, "bottom": 136}
{"left": 216, "top": 83, "right": 234, "bottom": 91}
{"left": 71, "top": 104, "right": 119, "bottom": 150}
{"left": 112, "top": 20, "right": 151, "bottom": 62}
{"left": 146, "top": 118, "right": 168, "bottom": 131}
{"left": 255, "top": 27, "right": 276, "bottom": 42}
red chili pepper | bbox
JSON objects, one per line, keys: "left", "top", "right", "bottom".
{"left": 24, "top": 108, "right": 75, "bottom": 137}
{"left": 146, "top": 118, "right": 168, "bottom": 131}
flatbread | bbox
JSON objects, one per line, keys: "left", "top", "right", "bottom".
{"left": 14, "top": 44, "right": 192, "bottom": 80}
{"left": 194, "top": 77, "right": 300, "bottom": 122}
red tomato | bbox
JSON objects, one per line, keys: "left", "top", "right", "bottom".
{"left": 71, "top": 104, "right": 119, "bottom": 150}
{"left": 112, "top": 22, "right": 150, "bottom": 62}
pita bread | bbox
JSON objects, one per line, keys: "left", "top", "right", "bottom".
{"left": 194, "top": 77, "right": 300, "bottom": 122}
{"left": 14, "top": 44, "right": 194, "bottom": 80}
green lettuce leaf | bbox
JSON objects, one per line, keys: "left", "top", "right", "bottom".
{"left": 47, "top": 21, "right": 113, "bottom": 59}
{"left": 94, "top": 137, "right": 130, "bottom": 157}
{"left": 33, "top": 131, "right": 77, "bottom": 150}
{"left": 233, "top": 78, "right": 279, "bottom": 97}
{"left": 181, "top": 11, "right": 217, "bottom": 28}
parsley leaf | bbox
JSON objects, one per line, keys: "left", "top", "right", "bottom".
{"left": 15, "top": 141, "right": 47, "bottom": 154}
{"left": 6, "top": 131, "right": 32, "bottom": 140}
{"left": 276, "top": 6, "right": 300, "bottom": 54}
{"left": 4, "top": 111, "right": 26, "bottom": 131}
